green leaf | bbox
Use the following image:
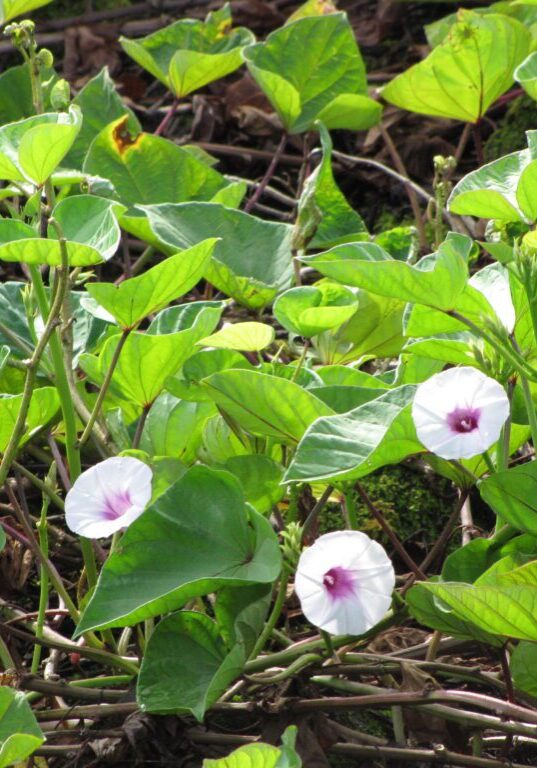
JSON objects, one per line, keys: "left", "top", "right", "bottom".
{"left": 274, "top": 283, "right": 358, "bottom": 338}
{"left": 0, "top": 106, "right": 81, "bottom": 184}
{"left": 120, "top": 5, "right": 254, "bottom": 98}
{"left": 204, "top": 744, "right": 282, "bottom": 768}
{"left": 0, "top": 0, "right": 52, "bottom": 23}
{"left": 412, "top": 580, "right": 537, "bottom": 641}
{"left": 403, "top": 333, "right": 477, "bottom": 367}
{"left": 244, "top": 13, "right": 380, "bottom": 134}
{"left": 515, "top": 51, "right": 537, "bottom": 102}
{"left": 203, "top": 727, "right": 301, "bottom": 768}
{"left": 170, "top": 349, "right": 251, "bottom": 402}
{"left": 0, "top": 687, "right": 44, "bottom": 768}
{"left": 310, "top": 384, "right": 388, "bottom": 414}
{"left": 382, "top": 11, "right": 530, "bottom": 122}
{"left": 0, "top": 236, "right": 103, "bottom": 267}
{"left": 66, "top": 67, "right": 140, "bottom": 170}
{"left": 284, "top": 385, "right": 419, "bottom": 484}
{"left": 448, "top": 131, "right": 537, "bottom": 222}
{"left": 302, "top": 235, "right": 470, "bottom": 311}
{"left": 0, "top": 387, "right": 59, "bottom": 452}
{"left": 215, "top": 583, "right": 271, "bottom": 653}
{"left": 0, "top": 62, "right": 56, "bottom": 125}
{"left": 406, "top": 582, "right": 501, "bottom": 646}
{"left": 87, "top": 239, "right": 218, "bottom": 329}
{"left": 479, "top": 461, "right": 537, "bottom": 535}
{"left": 80, "top": 330, "right": 200, "bottom": 410}
{"left": 296, "top": 122, "right": 368, "bottom": 249}
{"left": 199, "top": 322, "right": 275, "bottom": 352}
{"left": 140, "top": 393, "right": 214, "bottom": 463}
{"left": 315, "top": 291, "right": 405, "bottom": 365}
{"left": 511, "top": 641, "right": 537, "bottom": 697}
{"left": 222, "top": 455, "right": 285, "bottom": 514}
{"left": 49, "top": 195, "right": 126, "bottom": 262}
{"left": 148, "top": 301, "right": 224, "bottom": 336}
{"left": 202, "top": 369, "right": 334, "bottom": 443}
{"left": 142, "top": 202, "right": 293, "bottom": 309}
{"left": 137, "top": 611, "right": 246, "bottom": 719}
{"left": 75, "top": 467, "right": 281, "bottom": 634}
{"left": 84, "top": 117, "right": 240, "bottom": 232}
{"left": 18, "top": 106, "right": 82, "bottom": 185}
{"left": 442, "top": 534, "right": 537, "bottom": 583}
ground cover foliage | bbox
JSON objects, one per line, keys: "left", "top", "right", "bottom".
{"left": 4, "top": 0, "right": 537, "bottom": 766}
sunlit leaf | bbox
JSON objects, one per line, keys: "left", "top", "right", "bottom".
{"left": 243, "top": 13, "right": 380, "bottom": 134}
{"left": 382, "top": 10, "right": 530, "bottom": 123}
{"left": 120, "top": 4, "right": 254, "bottom": 98}
{"left": 0, "top": 687, "right": 44, "bottom": 768}
{"left": 87, "top": 239, "right": 218, "bottom": 329}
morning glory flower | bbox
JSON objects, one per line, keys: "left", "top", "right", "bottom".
{"left": 294, "top": 530, "right": 395, "bottom": 636}
{"left": 470, "top": 267, "right": 515, "bottom": 334}
{"left": 65, "top": 457, "right": 153, "bottom": 538}
{"left": 412, "top": 366, "right": 509, "bottom": 460}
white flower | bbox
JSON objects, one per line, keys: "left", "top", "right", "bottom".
{"left": 470, "top": 266, "right": 515, "bottom": 334}
{"left": 294, "top": 530, "right": 395, "bottom": 636}
{"left": 412, "top": 366, "right": 509, "bottom": 460}
{"left": 65, "top": 457, "right": 153, "bottom": 538}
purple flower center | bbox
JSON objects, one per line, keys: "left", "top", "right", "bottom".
{"left": 322, "top": 566, "right": 357, "bottom": 601}
{"left": 446, "top": 406, "right": 480, "bottom": 434}
{"left": 102, "top": 490, "right": 133, "bottom": 521}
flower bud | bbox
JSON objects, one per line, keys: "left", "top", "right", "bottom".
{"left": 50, "top": 79, "right": 71, "bottom": 111}
{"left": 37, "top": 48, "right": 54, "bottom": 70}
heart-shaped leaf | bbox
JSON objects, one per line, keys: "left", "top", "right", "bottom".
{"left": 382, "top": 11, "right": 530, "bottom": 123}
{"left": 285, "top": 385, "right": 419, "bottom": 484}
{"left": 449, "top": 130, "right": 537, "bottom": 222}
{"left": 87, "top": 239, "right": 218, "bottom": 329}
{"left": 49, "top": 195, "right": 127, "bottom": 262}
{"left": 66, "top": 67, "right": 140, "bottom": 170}
{"left": 75, "top": 466, "right": 281, "bottom": 634}
{"left": 296, "top": 122, "right": 368, "bottom": 249}
{"left": 202, "top": 369, "right": 334, "bottom": 443}
{"left": 302, "top": 235, "right": 470, "bottom": 311}
{"left": 0, "top": 387, "right": 59, "bottom": 452}
{"left": 120, "top": 5, "right": 254, "bottom": 98}
{"left": 243, "top": 13, "right": 380, "bottom": 133}
{"left": 274, "top": 283, "right": 358, "bottom": 338}
{"left": 0, "top": 687, "right": 44, "bottom": 768}
{"left": 142, "top": 202, "right": 293, "bottom": 309}
{"left": 198, "top": 322, "right": 275, "bottom": 352}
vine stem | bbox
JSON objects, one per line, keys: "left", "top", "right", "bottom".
{"left": 4, "top": 483, "right": 79, "bottom": 623}
{"left": 379, "top": 124, "right": 427, "bottom": 249}
{"left": 248, "top": 567, "right": 290, "bottom": 659}
{"left": 23, "top": 33, "right": 97, "bottom": 588}
{"left": 29, "top": 256, "right": 98, "bottom": 590}
{"left": 0, "top": 255, "right": 67, "bottom": 489}
{"left": 132, "top": 404, "right": 151, "bottom": 449}
{"left": 154, "top": 98, "right": 180, "bottom": 137}
{"left": 301, "top": 484, "right": 334, "bottom": 543}
{"left": 290, "top": 339, "right": 309, "bottom": 382}
{"left": 244, "top": 131, "right": 288, "bottom": 214}
{"left": 31, "top": 467, "right": 53, "bottom": 673}
{"left": 78, "top": 328, "right": 131, "bottom": 447}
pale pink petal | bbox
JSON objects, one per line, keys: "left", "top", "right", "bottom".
{"left": 295, "top": 531, "right": 395, "bottom": 636}
{"left": 412, "top": 367, "right": 509, "bottom": 460}
{"left": 65, "top": 457, "right": 153, "bottom": 538}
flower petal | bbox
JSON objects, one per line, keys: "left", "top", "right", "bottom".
{"left": 295, "top": 530, "right": 395, "bottom": 636}
{"left": 65, "top": 457, "right": 153, "bottom": 538}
